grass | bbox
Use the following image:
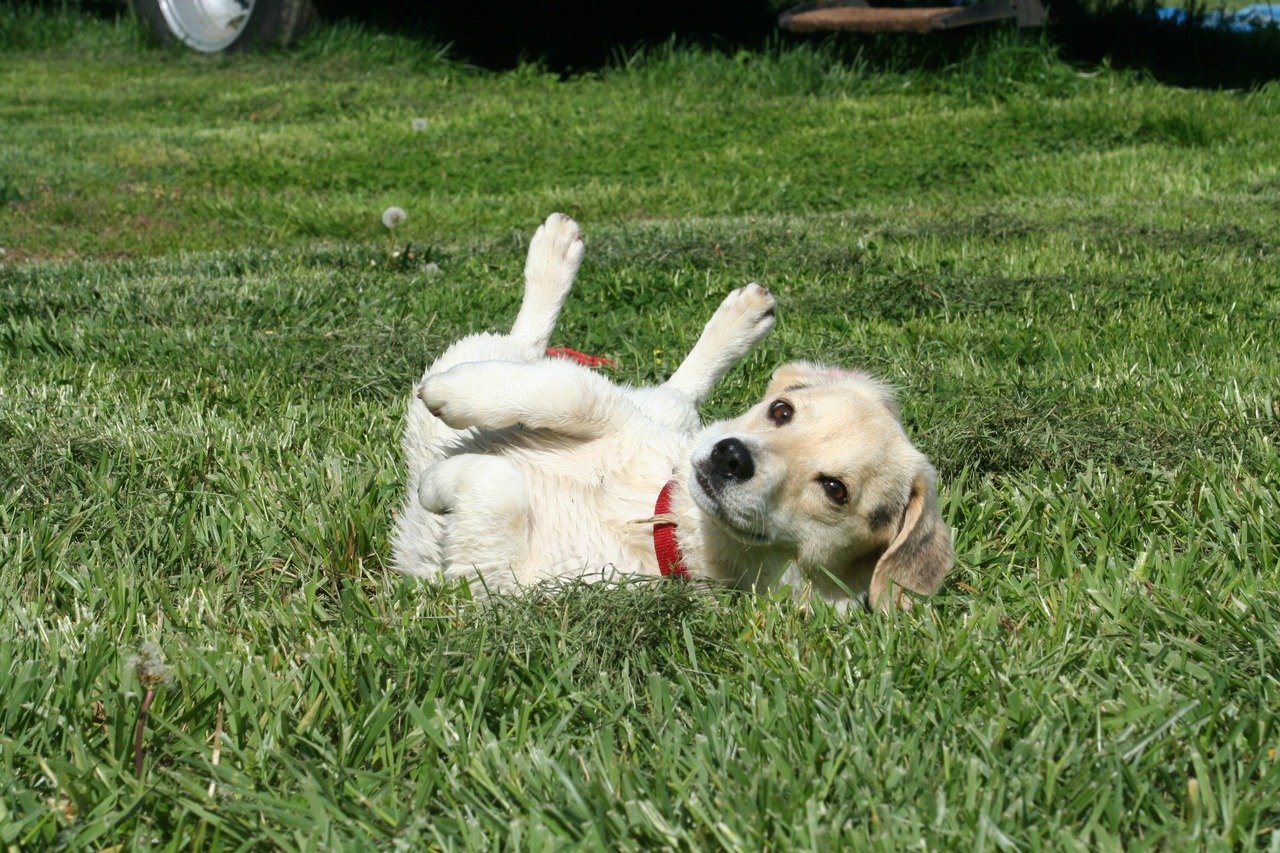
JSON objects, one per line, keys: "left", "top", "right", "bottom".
{"left": 3, "top": 11, "right": 1280, "bottom": 848}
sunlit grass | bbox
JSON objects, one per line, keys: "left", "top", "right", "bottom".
{"left": 2, "top": 12, "right": 1279, "bottom": 849}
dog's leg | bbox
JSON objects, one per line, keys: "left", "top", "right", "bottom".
{"left": 510, "top": 212, "right": 584, "bottom": 356}
{"left": 419, "top": 358, "right": 625, "bottom": 439}
{"left": 664, "top": 283, "right": 777, "bottom": 406}
{"left": 416, "top": 213, "right": 584, "bottom": 380}
{"left": 404, "top": 213, "right": 585, "bottom": 475}
{"left": 417, "top": 453, "right": 532, "bottom": 584}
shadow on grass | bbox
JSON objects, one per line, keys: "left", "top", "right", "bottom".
{"left": 311, "top": 0, "right": 1061, "bottom": 75}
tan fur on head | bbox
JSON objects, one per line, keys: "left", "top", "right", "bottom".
{"left": 766, "top": 361, "right": 951, "bottom": 612}
{"left": 685, "top": 359, "right": 951, "bottom": 611}
{"left": 766, "top": 361, "right": 902, "bottom": 422}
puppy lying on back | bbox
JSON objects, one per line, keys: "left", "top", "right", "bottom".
{"left": 393, "top": 214, "right": 953, "bottom": 612}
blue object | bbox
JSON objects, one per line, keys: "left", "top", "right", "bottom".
{"left": 1154, "top": 2, "right": 1280, "bottom": 32}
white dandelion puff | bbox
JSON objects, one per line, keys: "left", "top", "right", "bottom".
{"left": 132, "top": 641, "right": 174, "bottom": 687}
{"left": 382, "top": 206, "right": 407, "bottom": 229}
{"left": 411, "top": 117, "right": 428, "bottom": 132}
{"left": 131, "top": 640, "right": 173, "bottom": 776}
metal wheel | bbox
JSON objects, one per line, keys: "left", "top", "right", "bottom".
{"left": 157, "top": 0, "right": 255, "bottom": 52}
{"left": 131, "top": 0, "right": 315, "bottom": 52}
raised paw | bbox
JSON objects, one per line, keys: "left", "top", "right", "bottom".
{"left": 708, "top": 283, "right": 777, "bottom": 349}
{"left": 523, "top": 213, "right": 584, "bottom": 301}
{"left": 512, "top": 213, "right": 585, "bottom": 352}
{"left": 662, "top": 283, "right": 777, "bottom": 405}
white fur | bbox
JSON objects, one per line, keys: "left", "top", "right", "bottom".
{"left": 392, "top": 214, "right": 953, "bottom": 612}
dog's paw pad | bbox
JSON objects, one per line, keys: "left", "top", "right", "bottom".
{"left": 526, "top": 213, "right": 584, "bottom": 285}
{"left": 714, "top": 282, "right": 778, "bottom": 335}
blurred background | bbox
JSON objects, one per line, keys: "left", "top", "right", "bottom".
{"left": 5, "top": 0, "right": 1279, "bottom": 86}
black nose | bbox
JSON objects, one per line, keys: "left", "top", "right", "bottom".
{"left": 710, "top": 437, "right": 754, "bottom": 483}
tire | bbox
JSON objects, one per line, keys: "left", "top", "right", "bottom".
{"left": 130, "top": 0, "right": 316, "bottom": 52}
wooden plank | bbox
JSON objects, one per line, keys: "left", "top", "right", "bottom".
{"left": 780, "top": 6, "right": 964, "bottom": 33}
{"left": 778, "top": 0, "right": 1045, "bottom": 33}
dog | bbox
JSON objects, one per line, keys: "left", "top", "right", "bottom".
{"left": 392, "top": 214, "right": 953, "bottom": 612}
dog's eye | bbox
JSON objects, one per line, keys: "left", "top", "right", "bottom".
{"left": 818, "top": 476, "right": 848, "bottom": 505}
{"left": 768, "top": 399, "right": 794, "bottom": 426}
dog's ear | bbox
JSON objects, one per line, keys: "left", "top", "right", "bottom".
{"left": 765, "top": 361, "right": 900, "bottom": 420}
{"left": 868, "top": 462, "right": 953, "bottom": 614}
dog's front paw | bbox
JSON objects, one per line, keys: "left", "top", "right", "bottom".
{"left": 416, "top": 373, "right": 479, "bottom": 430}
{"left": 711, "top": 282, "right": 777, "bottom": 349}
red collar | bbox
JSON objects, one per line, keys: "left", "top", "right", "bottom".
{"left": 545, "top": 346, "right": 617, "bottom": 369}
{"left": 653, "top": 480, "right": 690, "bottom": 578}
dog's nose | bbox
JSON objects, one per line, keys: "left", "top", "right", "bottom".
{"left": 710, "top": 437, "right": 754, "bottom": 483}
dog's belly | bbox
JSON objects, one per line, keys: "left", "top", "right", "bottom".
{"left": 527, "top": 503, "right": 655, "bottom": 580}
{"left": 395, "top": 421, "right": 693, "bottom": 589}
{"left": 508, "top": 442, "right": 679, "bottom": 581}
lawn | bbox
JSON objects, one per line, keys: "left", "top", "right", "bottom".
{"left": 2, "top": 9, "right": 1279, "bottom": 848}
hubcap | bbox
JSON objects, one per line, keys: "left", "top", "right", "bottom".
{"left": 157, "top": 0, "right": 255, "bottom": 52}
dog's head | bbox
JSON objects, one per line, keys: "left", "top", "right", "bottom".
{"left": 688, "top": 361, "right": 953, "bottom": 613}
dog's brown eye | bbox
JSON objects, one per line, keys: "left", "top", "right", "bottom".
{"left": 768, "top": 399, "right": 794, "bottom": 426}
{"left": 818, "top": 476, "right": 848, "bottom": 505}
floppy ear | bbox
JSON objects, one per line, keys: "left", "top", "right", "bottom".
{"left": 869, "top": 463, "right": 954, "bottom": 614}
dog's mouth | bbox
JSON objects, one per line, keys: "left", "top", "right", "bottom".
{"left": 690, "top": 469, "right": 773, "bottom": 547}
{"left": 693, "top": 468, "right": 718, "bottom": 505}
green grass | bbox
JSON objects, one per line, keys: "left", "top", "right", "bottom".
{"left": 3, "top": 12, "right": 1280, "bottom": 849}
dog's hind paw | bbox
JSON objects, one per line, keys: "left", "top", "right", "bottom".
{"left": 512, "top": 212, "right": 585, "bottom": 353}
{"left": 417, "top": 476, "right": 452, "bottom": 514}
{"left": 524, "top": 212, "right": 584, "bottom": 301}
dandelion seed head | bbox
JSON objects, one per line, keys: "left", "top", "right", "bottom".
{"left": 382, "top": 206, "right": 407, "bottom": 229}
{"left": 411, "top": 118, "right": 428, "bottom": 132}
{"left": 132, "top": 641, "right": 174, "bottom": 687}
{"left": 423, "top": 262, "right": 441, "bottom": 276}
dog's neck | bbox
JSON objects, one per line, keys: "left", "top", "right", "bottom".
{"left": 664, "top": 477, "right": 794, "bottom": 589}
